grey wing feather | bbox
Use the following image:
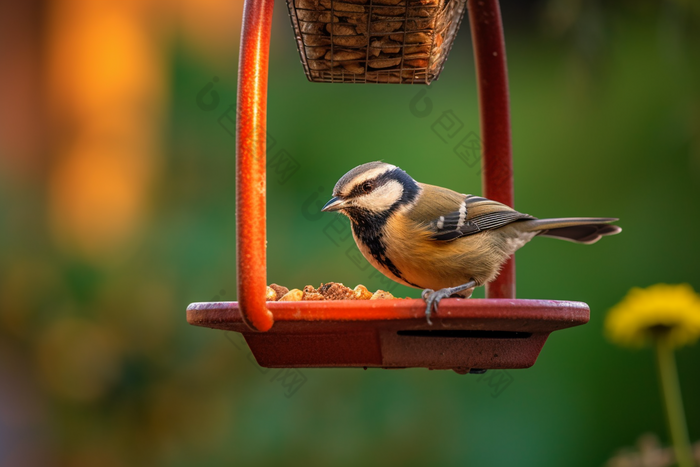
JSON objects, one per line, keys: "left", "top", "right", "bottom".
{"left": 428, "top": 194, "right": 534, "bottom": 241}
{"left": 431, "top": 210, "right": 534, "bottom": 240}
{"left": 406, "top": 186, "right": 535, "bottom": 241}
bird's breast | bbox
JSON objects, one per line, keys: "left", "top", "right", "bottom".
{"left": 350, "top": 221, "right": 421, "bottom": 288}
{"left": 357, "top": 215, "right": 510, "bottom": 290}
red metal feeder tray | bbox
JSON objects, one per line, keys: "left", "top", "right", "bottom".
{"left": 186, "top": 0, "right": 591, "bottom": 372}
{"left": 187, "top": 299, "right": 589, "bottom": 373}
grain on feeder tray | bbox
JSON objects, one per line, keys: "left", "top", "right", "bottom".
{"left": 269, "top": 283, "right": 289, "bottom": 299}
{"left": 370, "top": 290, "right": 395, "bottom": 300}
{"left": 353, "top": 284, "right": 374, "bottom": 300}
{"left": 266, "top": 286, "right": 278, "bottom": 301}
{"left": 302, "top": 285, "right": 326, "bottom": 300}
{"left": 318, "top": 282, "right": 356, "bottom": 300}
{"left": 279, "top": 289, "right": 304, "bottom": 301}
{"left": 265, "top": 282, "right": 403, "bottom": 300}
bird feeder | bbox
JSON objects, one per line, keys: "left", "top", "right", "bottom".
{"left": 288, "top": 0, "right": 468, "bottom": 84}
{"left": 186, "top": 0, "right": 590, "bottom": 373}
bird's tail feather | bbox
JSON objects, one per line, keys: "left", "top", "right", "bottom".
{"left": 519, "top": 217, "right": 621, "bottom": 244}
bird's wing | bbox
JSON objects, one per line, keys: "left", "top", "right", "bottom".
{"left": 408, "top": 184, "right": 535, "bottom": 241}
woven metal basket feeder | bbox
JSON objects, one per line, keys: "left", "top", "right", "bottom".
{"left": 287, "top": 0, "right": 467, "bottom": 84}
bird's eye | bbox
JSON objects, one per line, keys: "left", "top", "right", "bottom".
{"left": 362, "top": 182, "right": 373, "bottom": 193}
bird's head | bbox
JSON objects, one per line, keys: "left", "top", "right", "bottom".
{"left": 322, "top": 161, "right": 420, "bottom": 222}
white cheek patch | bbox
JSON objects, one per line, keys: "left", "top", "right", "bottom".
{"left": 354, "top": 180, "right": 404, "bottom": 212}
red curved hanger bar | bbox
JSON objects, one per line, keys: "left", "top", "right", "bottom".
{"left": 235, "top": 0, "right": 516, "bottom": 331}
{"left": 468, "top": 0, "right": 515, "bottom": 299}
{"left": 236, "top": 0, "right": 275, "bottom": 332}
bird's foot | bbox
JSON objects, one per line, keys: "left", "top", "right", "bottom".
{"left": 421, "top": 288, "right": 451, "bottom": 325}
{"left": 421, "top": 280, "right": 477, "bottom": 325}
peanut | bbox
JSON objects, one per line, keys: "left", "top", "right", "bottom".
{"left": 353, "top": 285, "right": 374, "bottom": 300}
{"left": 308, "top": 60, "right": 331, "bottom": 70}
{"left": 380, "top": 38, "right": 402, "bottom": 53}
{"left": 408, "top": 7, "right": 433, "bottom": 17}
{"left": 370, "top": 290, "right": 395, "bottom": 299}
{"left": 368, "top": 57, "right": 401, "bottom": 68}
{"left": 319, "top": 11, "right": 340, "bottom": 21}
{"left": 404, "top": 44, "right": 430, "bottom": 55}
{"left": 269, "top": 283, "right": 289, "bottom": 299}
{"left": 370, "top": 21, "right": 403, "bottom": 33}
{"left": 326, "top": 23, "right": 358, "bottom": 35}
{"left": 332, "top": 35, "right": 368, "bottom": 47}
{"left": 341, "top": 61, "right": 366, "bottom": 74}
{"left": 279, "top": 289, "right": 304, "bottom": 301}
{"left": 305, "top": 46, "right": 328, "bottom": 59}
{"left": 318, "top": 282, "right": 356, "bottom": 300}
{"left": 404, "top": 52, "right": 429, "bottom": 59}
{"left": 300, "top": 21, "right": 326, "bottom": 34}
{"left": 303, "top": 34, "right": 331, "bottom": 46}
{"left": 372, "top": 7, "right": 405, "bottom": 16}
{"left": 334, "top": 10, "right": 367, "bottom": 18}
{"left": 319, "top": 0, "right": 365, "bottom": 12}
{"left": 295, "top": 0, "right": 321, "bottom": 9}
{"left": 404, "top": 58, "right": 428, "bottom": 68}
{"left": 346, "top": 13, "right": 368, "bottom": 24}
{"left": 406, "top": 18, "right": 435, "bottom": 30}
{"left": 297, "top": 9, "right": 320, "bottom": 21}
{"left": 302, "top": 291, "right": 326, "bottom": 300}
{"left": 325, "top": 49, "right": 365, "bottom": 60}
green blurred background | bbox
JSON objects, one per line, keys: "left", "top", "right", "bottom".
{"left": 1, "top": 0, "right": 699, "bottom": 465}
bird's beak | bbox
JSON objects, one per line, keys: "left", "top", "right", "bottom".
{"left": 322, "top": 196, "right": 346, "bottom": 212}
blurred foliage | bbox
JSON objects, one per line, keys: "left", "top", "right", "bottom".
{"left": 0, "top": 0, "right": 699, "bottom": 466}
{"left": 605, "top": 433, "right": 700, "bottom": 467}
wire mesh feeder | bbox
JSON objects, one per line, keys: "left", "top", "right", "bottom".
{"left": 185, "top": 0, "right": 592, "bottom": 374}
{"left": 287, "top": 0, "right": 467, "bottom": 83}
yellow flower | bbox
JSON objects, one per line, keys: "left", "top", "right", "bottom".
{"left": 605, "top": 284, "right": 700, "bottom": 349}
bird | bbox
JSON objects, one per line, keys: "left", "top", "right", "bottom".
{"left": 321, "top": 161, "right": 621, "bottom": 323}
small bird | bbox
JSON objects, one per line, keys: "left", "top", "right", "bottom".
{"left": 322, "top": 161, "right": 621, "bottom": 322}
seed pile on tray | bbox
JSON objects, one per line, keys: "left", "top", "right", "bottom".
{"left": 266, "top": 282, "right": 399, "bottom": 301}
{"left": 287, "top": 0, "right": 467, "bottom": 84}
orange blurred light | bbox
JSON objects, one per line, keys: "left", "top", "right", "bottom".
{"left": 46, "top": 0, "right": 165, "bottom": 262}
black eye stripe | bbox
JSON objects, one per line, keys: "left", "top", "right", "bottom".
{"left": 348, "top": 179, "right": 377, "bottom": 198}
{"left": 345, "top": 167, "right": 418, "bottom": 202}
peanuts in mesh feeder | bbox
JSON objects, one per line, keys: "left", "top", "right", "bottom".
{"left": 287, "top": 0, "right": 468, "bottom": 84}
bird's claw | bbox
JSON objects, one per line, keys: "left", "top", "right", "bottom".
{"left": 421, "top": 289, "right": 435, "bottom": 325}
{"left": 421, "top": 280, "right": 477, "bottom": 325}
{"left": 421, "top": 287, "right": 455, "bottom": 325}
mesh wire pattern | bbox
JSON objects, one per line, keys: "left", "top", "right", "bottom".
{"left": 287, "top": 0, "right": 467, "bottom": 84}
